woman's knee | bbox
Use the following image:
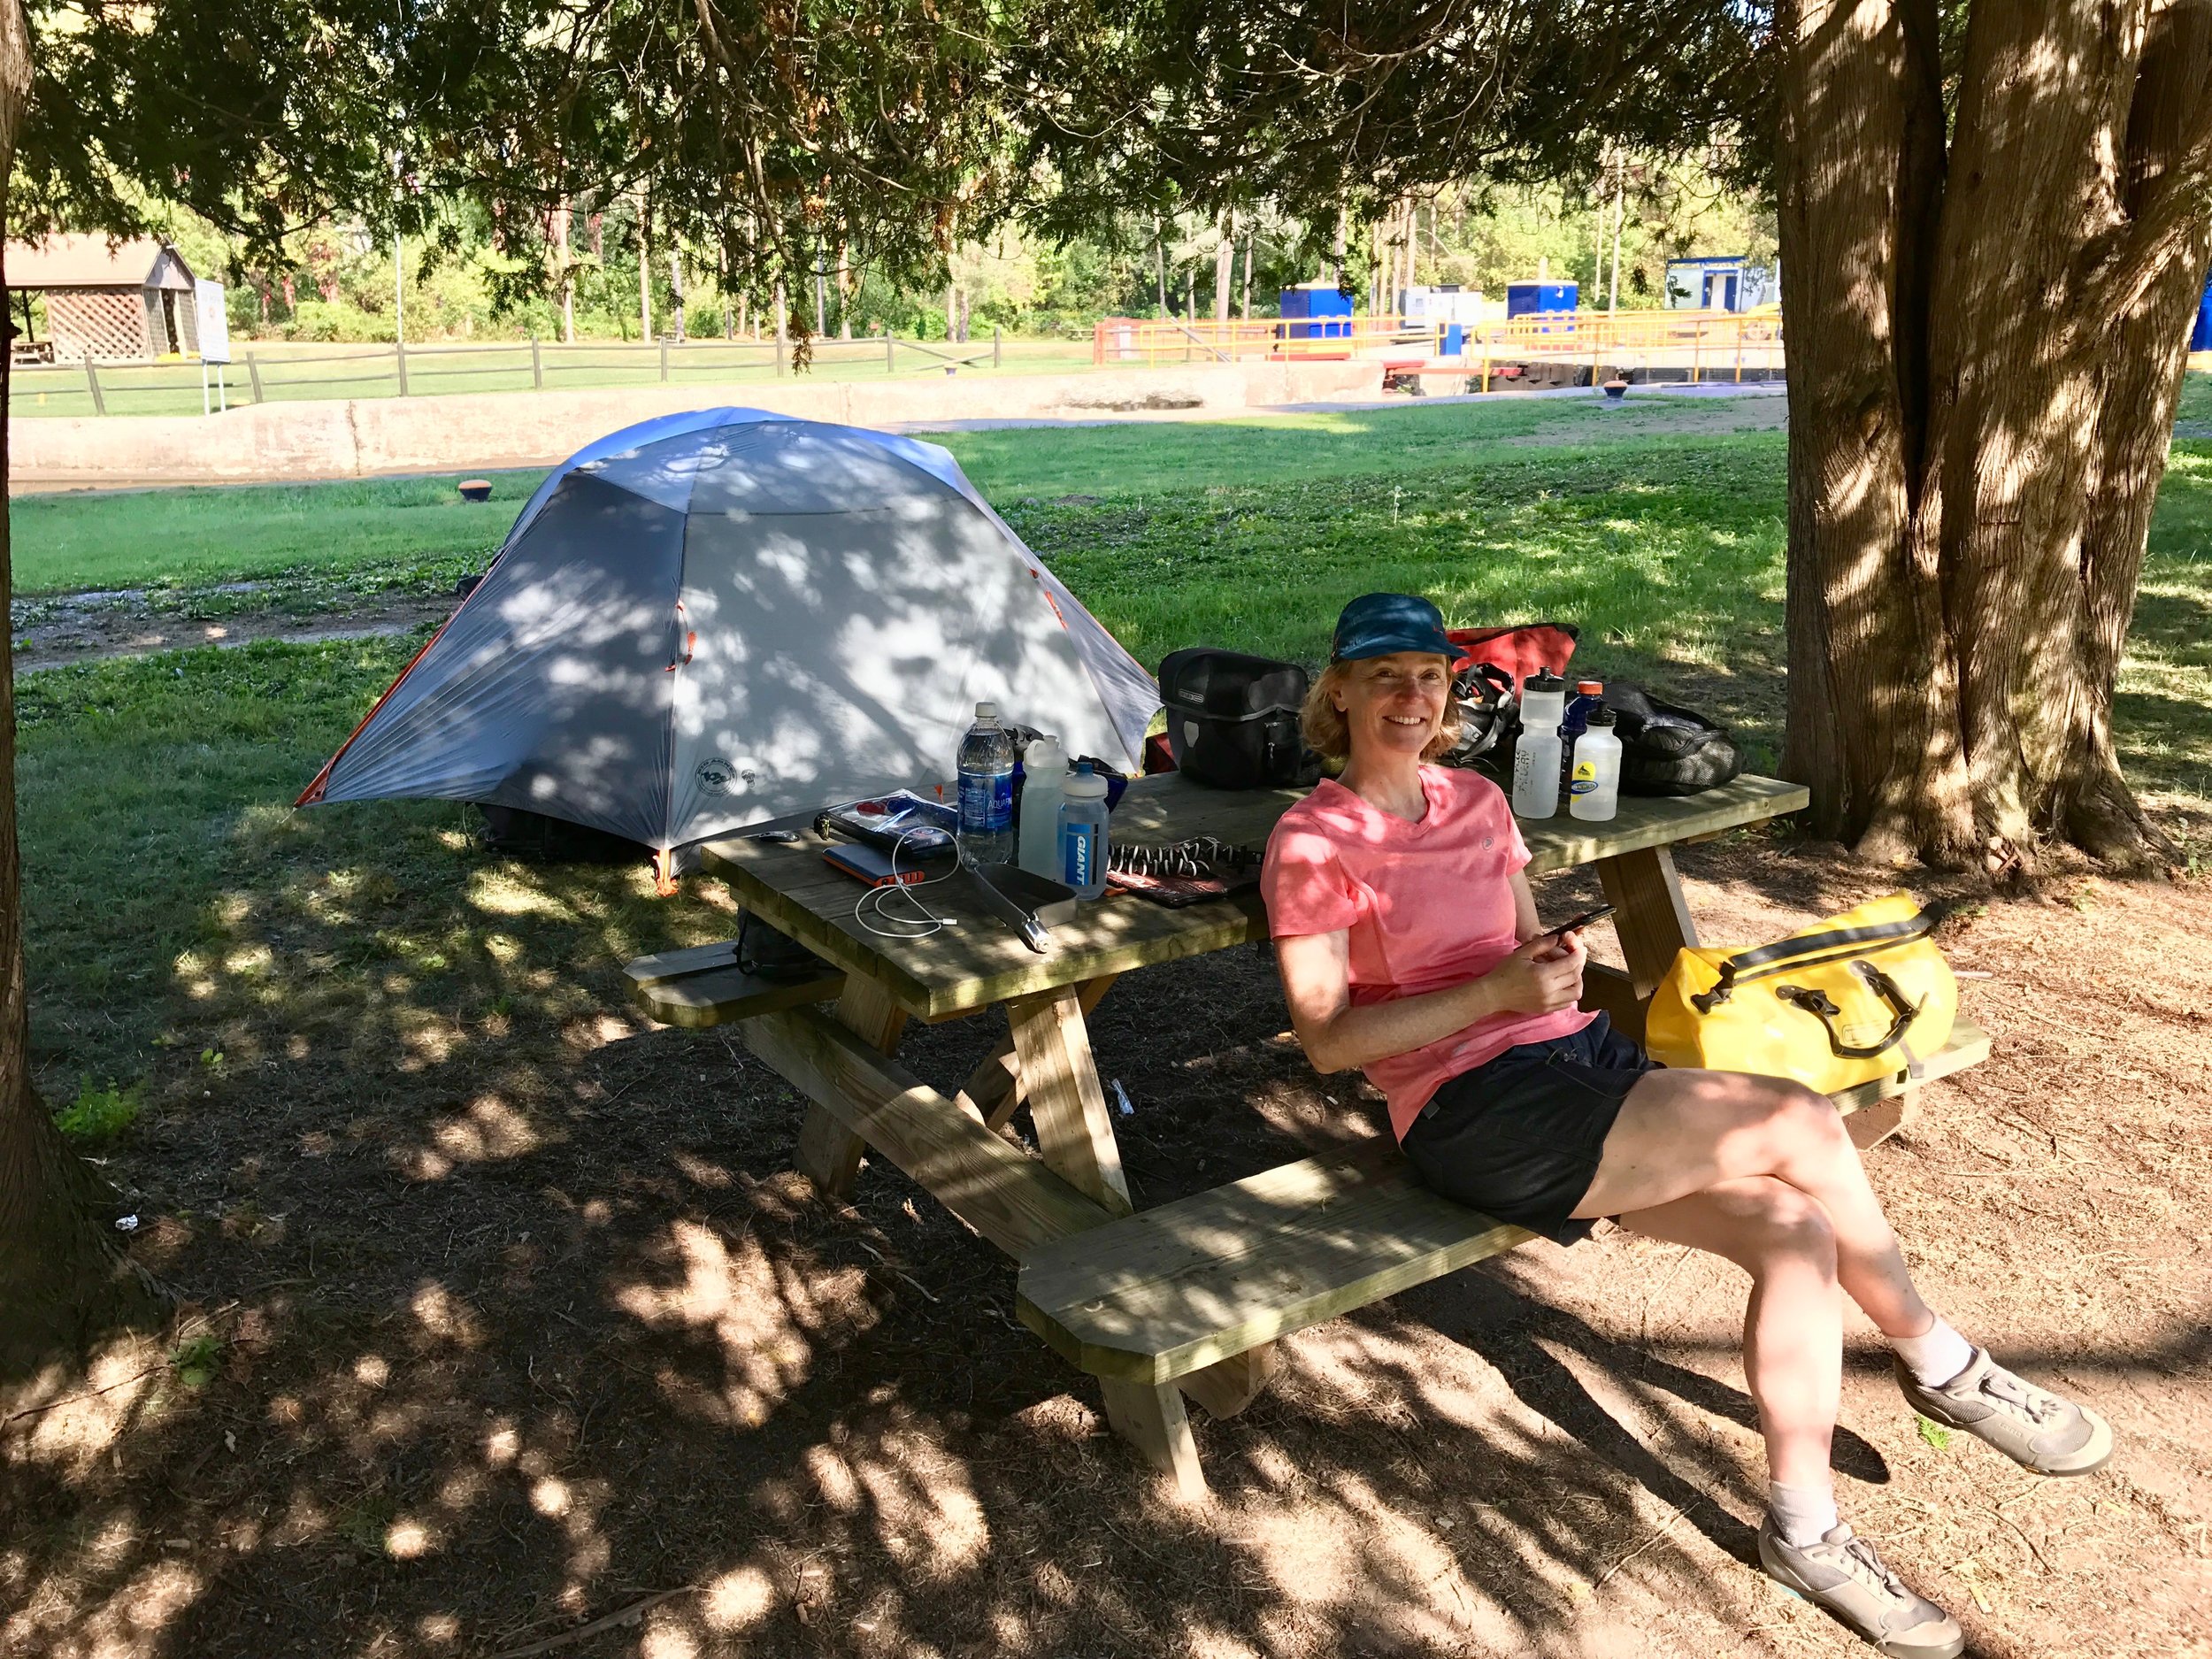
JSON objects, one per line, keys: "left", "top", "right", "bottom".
{"left": 1740, "top": 1178, "right": 1839, "bottom": 1273}
{"left": 1752, "top": 1079, "right": 1852, "bottom": 1166}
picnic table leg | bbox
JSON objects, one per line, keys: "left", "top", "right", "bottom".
{"left": 959, "top": 975, "right": 1118, "bottom": 1131}
{"left": 793, "top": 975, "right": 908, "bottom": 1199}
{"left": 1008, "top": 984, "right": 1215, "bottom": 1495}
{"left": 1007, "top": 986, "right": 1134, "bottom": 1216}
{"left": 1585, "top": 844, "right": 1700, "bottom": 1043}
{"left": 1100, "top": 1378, "right": 1209, "bottom": 1502}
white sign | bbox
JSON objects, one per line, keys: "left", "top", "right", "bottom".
{"left": 194, "top": 280, "right": 231, "bottom": 364}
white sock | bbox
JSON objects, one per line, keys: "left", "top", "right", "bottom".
{"left": 1890, "top": 1317, "right": 1975, "bottom": 1387}
{"left": 1767, "top": 1480, "right": 1840, "bottom": 1548}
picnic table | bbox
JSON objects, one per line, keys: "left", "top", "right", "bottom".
{"left": 633, "top": 772, "right": 1988, "bottom": 1499}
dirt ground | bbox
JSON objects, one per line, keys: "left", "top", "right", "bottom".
{"left": 10, "top": 589, "right": 455, "bottom": 672}
{"left": 4, "top": 813, "right": 2208, "bottom": 1659}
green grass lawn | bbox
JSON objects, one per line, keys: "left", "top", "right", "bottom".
{"left": 12, "top": 385, "right": 2209, "bottom": 1094}
{"left": 12, "top": 392, "right": 1778, "bottom": 596}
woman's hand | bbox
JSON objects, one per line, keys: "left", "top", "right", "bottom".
{"left": 1481, "top": 929, "right": 1586, "bottom": 1017}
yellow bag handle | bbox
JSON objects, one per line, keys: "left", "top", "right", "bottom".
{"left": 1774, "top": 961, "right": 1925, "bottom": 1060}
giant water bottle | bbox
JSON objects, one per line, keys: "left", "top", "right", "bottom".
{"left": 1058, "top": 761, "right": 1110, "bottom": 899}
{"left": 956, "top": 702, "right": 1016, "bottom": 867}
{"left": 1511, "top": 671, "right": 1567, "bottom": 818}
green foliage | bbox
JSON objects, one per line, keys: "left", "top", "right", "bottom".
{"left": 53, "top": 1078, "right": 142, "bottom": 1144}
{"left": 1916, "top": 1416, "right": 1953, "bottom": 1451}
{"left": 173, "top": 1333, "right": 222, "bottom": 1389}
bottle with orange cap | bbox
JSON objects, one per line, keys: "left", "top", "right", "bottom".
{"left": 1558, "top": 679, "right": 1605, "bottom": 798}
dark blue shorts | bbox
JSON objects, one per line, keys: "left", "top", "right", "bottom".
{"left": 1398, "top": 1012, "right": 1661, "bottom": 1244}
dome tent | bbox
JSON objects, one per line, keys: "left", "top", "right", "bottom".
{"left": 298, "top": 410, "right": 1160, "bottom": 864}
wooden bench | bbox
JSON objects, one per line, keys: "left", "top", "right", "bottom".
{"left": 1017, "top": 1015, "right": 1990, "bottom": 1397}
{"left": 626, "top": 935, "right": 846, "bottom": 1028}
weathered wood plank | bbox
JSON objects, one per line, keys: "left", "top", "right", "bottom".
{"left": 699, "top": 772, "right": 1809, "bottom": 1019}
{"left": 1100, "top": 1379, "right": 1208, "bottom": 1502}
{"left": 1009, "top": 987, "right": 1134, "bottom": 1217}
{"left": 1016, "top": 1142, "right": 1535, "bottom": 1386}
{"left": 624, "top": 937, "right": 740, "bottom": 986}
{"left": 630, "top": 964, "right": 846, "bottom": 1029}
{"left": 959, "top": 976, "right": 1118, "bottom": 1130}
{"left": 1178, "top": 1342, "right": 1279, "bottom": 1419}
{"left": 1596, "top": 844, "right": 1700, "bottom": 995}
{"left": 1578, "top": 962, "right": 1646, "bottom": 1043}
{"left": 793, "top": 978, "right": 906, "bottom": 1201}
{"left": 743, "top": 1004, "right": 1109, "bottom": 1256}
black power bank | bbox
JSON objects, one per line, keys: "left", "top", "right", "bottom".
{"left": 822, "top": 841, "right": 929, "bottom": 887}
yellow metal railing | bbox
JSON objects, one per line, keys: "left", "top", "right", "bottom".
{"left": 1092, "top": 308, "right": 1786, "bottom": 387}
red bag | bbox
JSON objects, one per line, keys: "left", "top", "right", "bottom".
{"left": 1447, "top": 623, "right": 1578, "bottom": 690}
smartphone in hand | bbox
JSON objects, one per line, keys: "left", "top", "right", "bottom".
{"left": 1546, "top": 902, "right": 1617, "bottom": 942}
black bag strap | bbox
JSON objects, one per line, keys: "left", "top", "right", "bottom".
{"left": 1693, "top": 909, "right": 1935, "bottom": 1010}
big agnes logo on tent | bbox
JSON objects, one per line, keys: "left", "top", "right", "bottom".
{"left": 695, "top": 757, "right": 752, "bottom": 795}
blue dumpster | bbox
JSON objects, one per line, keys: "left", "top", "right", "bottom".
{"left": 1279, "top": 283, "right": 1353, "bottom": 340}
{"left": 1505, "top": 281, "right": 1578, "bottom": 319}
{"left": 2193, "top": 275, "right": 2212, "bottom": 352}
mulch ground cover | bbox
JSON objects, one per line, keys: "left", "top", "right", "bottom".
{"left": 5, "top": 827, "right": 2207, "bottom": 1659}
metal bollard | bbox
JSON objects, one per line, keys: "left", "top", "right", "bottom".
{"left": 531, "top": 335, "right": 543, "bottom": 389}
{"left": 396, "top": 341, "right": 410, "bottom": 396}
{"left": 84, "top": 359, "right": 107, "bottom": 415}
{"left": 246, "top": 350, "right": 265, "bottom": 403}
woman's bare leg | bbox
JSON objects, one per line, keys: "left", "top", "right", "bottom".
{"left": 1574, "top": 1068, "right": 1934, "bottom": 1341}
{"left": 1618, "top": 1176, "right": 1843, "bottom": 1488}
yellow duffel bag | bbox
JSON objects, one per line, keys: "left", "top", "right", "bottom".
{"left": 1644, "top": 893, "right": 1957, "bottom": 1094}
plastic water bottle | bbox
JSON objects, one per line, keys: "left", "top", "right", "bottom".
{"left": 1017, "top": 735, "right": 1065, "bottom": 879}
{"left": 956, "top": 702, "right": 1015, "bottom": 867}
{"left": 1511, "top": 671, "right": 1567, "bottom": 818}
{"left": 1058, "top": 761, "right": 1110, "bottom": 898}
{"left": 1558, "top": 679, "right": 1604, "bottom": 798}
{"left": 1569, "top": 709, "right": 1624, "bottom": 821}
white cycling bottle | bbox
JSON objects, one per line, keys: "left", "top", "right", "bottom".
{"left": 1511, "top": 670, "right": 1568, "bottom": 818}
{"left": 1058, "top": 761, "right": 1110, "bottom": 899}
{"left": 1016, "top": 735, "right": 1065, "bottom": 879}
{"left": 1568, "top": 708, "right": 1624, "bottom": 821}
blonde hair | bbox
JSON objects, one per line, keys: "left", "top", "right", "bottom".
{"left": 1300, "top": 657, "right": 1462, "bottom": 767}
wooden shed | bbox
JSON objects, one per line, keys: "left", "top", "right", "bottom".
{"left": 6, "top": 235, "right": 200, "bottom": 362}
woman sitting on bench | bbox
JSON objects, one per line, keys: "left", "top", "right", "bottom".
{"left": 1262, "top": 593, "right": 2110, "bottom": 1659}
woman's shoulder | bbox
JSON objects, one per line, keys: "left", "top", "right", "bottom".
{"left": 1426, "top": 764, "right": 1509, "bottom": 814}
{"left": 1264, "top": 779, "right": 1359, "bottom": 856}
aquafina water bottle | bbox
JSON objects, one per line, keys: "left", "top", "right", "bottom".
{"left": 956, "top": 703, "right": 1015, "bottom": 867}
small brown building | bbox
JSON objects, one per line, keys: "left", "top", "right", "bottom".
{"left": 7, "top": 234, "right": 200, "bottom": 362}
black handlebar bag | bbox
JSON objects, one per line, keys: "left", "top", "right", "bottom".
{"left": 1157, "top": 649, "right": 1312, "bottom": 789}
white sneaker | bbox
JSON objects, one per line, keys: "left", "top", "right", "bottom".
{"left": 1758, "top": 1520, "right": 1964, "bottom": 1659}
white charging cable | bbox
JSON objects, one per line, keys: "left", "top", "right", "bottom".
{"left": 853, "top": 827, "right": 962, "bottom": 941}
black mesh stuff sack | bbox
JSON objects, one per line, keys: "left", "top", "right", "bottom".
{"left": 1602, "top": 682, "right": 1745, "bottom": 796}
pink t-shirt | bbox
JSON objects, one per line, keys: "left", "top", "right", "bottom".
{"left": 1261, "top": 765, "right": 1594, "bottom": 1140}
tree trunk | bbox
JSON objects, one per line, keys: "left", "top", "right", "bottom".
{"left": 554, "top": 199, "right": 575, "bottom": 343}
{"left": 1213, "top": 211, "right": 1234, "bottom": 325}
{"left": 636, "top": 191, "right": 653, "bottom": 342}
{"left": 0, "top": 0, "right": 163, "bottom": 1387}
{"left": 1777, "top": 0, "right": 2212, "bottom": 875}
